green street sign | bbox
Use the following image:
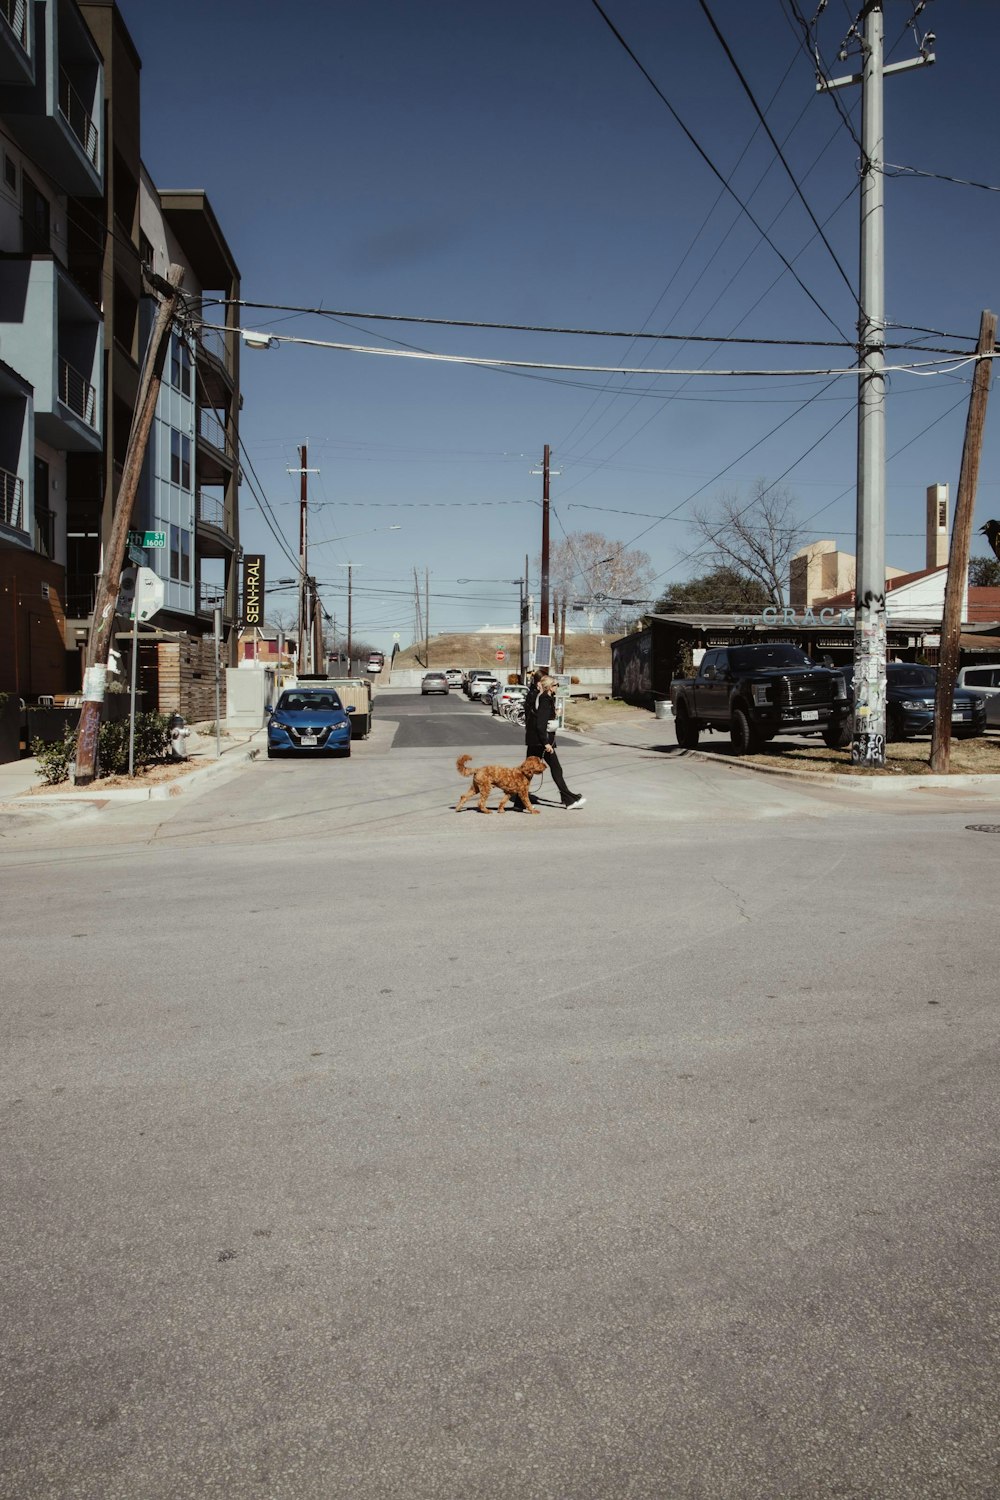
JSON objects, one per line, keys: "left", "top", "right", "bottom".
{"left": 143, "top": 531, "right": 166, "bottom": 548}
{"left": 127, "top": 528, "right": 143, "bottom": 547}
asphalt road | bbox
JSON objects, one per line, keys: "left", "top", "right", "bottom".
{"left": 386, "top": 689, "right": 530, "bottom": 749}
{"left": 2, "top": 707, "right": 999, "bottom": 1499}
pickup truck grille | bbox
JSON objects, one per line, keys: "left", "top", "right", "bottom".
{"left": 784, "top": 674, "right": 832, "bottom": 707}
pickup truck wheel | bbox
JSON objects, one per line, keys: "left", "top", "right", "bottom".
{"left": 730, "top": 706, "right": 759, "bottom": 756}
{"left": 822, "top": 719, "right": 853, "bottom": 750}
{"left": 674, "top": 703, "right": 700, "bottom": 749}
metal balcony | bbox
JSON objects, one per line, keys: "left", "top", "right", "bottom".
{"left": 197, "top": 581, "right": 226, "bottom": 615}
{"left": 59, "top": 356, "right": 98, "bottom": 429}
{"left": 0, "top": 466, "right": 24, "bottom": 529}
{"left": 58, "top": 67, "right": 98, "bottom": 167}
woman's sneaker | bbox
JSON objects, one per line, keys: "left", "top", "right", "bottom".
{"left": 564, "top": 795, "right": 586, "bottom": 810}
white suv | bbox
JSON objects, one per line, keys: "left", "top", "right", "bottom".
{"left": 956, "top": 664, "right": 1000, "bottom": 726}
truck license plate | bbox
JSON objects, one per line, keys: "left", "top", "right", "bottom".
{"left": 300, "top": 734, "right": 318, "bottom": 746}
{"left": 800, "top": 710, "right": 819, "bottom": 722}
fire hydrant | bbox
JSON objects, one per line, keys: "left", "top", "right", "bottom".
{"left": 167, "top": 713, "right": 190, "bottom": 760}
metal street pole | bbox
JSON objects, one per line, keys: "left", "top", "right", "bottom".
{"left": 852, "top": 1, "right": 887, "bottom": 767}
{"left": 213, "top": 605, "right": 222, "bottom": 758}
{"left": 821, "top": 7, "right": 934, "bottom": 769}
{"left": 541, "top": 444, "right": 551, "bottom": 636}
{"left": 127, "top": 605, "right": 139, "bottom": 776}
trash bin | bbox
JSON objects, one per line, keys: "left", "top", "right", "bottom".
{"left": 654, "top": 697, "right": 673, "bottom": 721}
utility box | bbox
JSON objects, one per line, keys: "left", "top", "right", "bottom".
{"left": 226, "top": 666, "right": 274, "bottom": 730}
{"left": 296, "top": 675, "right": 372, "bottom": 739}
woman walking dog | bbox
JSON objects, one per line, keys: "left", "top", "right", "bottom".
{"left": 526, "top": 674, "right": 586, "bottom": 810}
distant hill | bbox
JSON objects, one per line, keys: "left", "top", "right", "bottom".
{"left": 391, "top": 631, "right": 614, "bottom": 674}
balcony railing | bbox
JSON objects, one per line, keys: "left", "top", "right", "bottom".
{"left": 198, "top": 406, "right": 232, "bottom": 456}
{"left": 59, "top": 357, "right": 98, "bottom": 428}
{"left": 0, "top": 467, "right": 24, "bottom": 529}
{"left": 59, "top": 69, "right": 99, "bottom": 168}
{"left": 1, "top": 0, "right": 28, "bottom": 51}
{"left": 198, "top": 582, "right": 226, "bottom": 614}
{"left": 197, "top": 490, "right": 226, "bottom": 529}
{"left": 198, "top": 324, "right": 229, "bottom": 366}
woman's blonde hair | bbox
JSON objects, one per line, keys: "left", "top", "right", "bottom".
{"left": 538, "top": 675, "right": 557, "bottom": 693}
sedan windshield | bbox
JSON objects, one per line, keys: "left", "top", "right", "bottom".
{"left": 728, "top": 645, "right": 812, "bottom": 671}
{"left": 277, "top": 690, "right": 343, "bottom": 712}
{"left": 887, "top": 665, "right": 935, "bottom": 688}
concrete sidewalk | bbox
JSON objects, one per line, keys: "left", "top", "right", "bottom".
{"left": 0, "top": 728, "right": 264, "bottom": 806}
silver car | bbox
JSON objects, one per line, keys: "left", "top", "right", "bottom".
{"left": 421, "top": 672, "right": 449, "bottom": 695}
{"left": 957, "top": 664, "right": 1000, "bottom": 726}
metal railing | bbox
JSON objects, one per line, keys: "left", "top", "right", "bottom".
{"left": 197, "top": 490, "right": 226, "bottom": 529}
{"left": 198, "top": 324, "right": 229, "bottom": 366}
{"left": 198, "top": 406, "right": 232, "bottom": 455}
{"left": 59, "top": 69, "right": 99, "bottom": 167}
{"left": 1, "top": 0, "right": 28, "bottom": 51}
{"left": 59, "top": 357, "right": 98, "bottom": 428}
{"left": 0, "top": 467, "right": 24, "bottom": 529}
{"left": 198, "top": 582, "right": 226, "bottom": 613}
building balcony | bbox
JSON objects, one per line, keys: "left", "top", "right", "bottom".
{"left": 196, "top": 323, "right": 236, "bottom": 405}
{"left": 0, "top": 256, "right": 102, "bottom": 452}
{"left": 0, "top": 465, "right": 24, "bottom": 529}
{"left": 0, "top": 358, "right": 32, "bottom": 544}
{"left": 0, "top": 0, "right": 33, "bottom": 85}
{"left": 197, "top": 580, "right": 226, "bottom": 616}
{"left": 196, "top": 488, "right": 235, "bottom": 559}
{"left": 196, "top": 405, "right": 235, "bottom": 486}
{"left": 0, "top": 0, "right": 102, "bottom": 196}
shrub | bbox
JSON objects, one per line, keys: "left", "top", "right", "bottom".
{"left": 33, "top": 712, "right": 172, "bottom": 784}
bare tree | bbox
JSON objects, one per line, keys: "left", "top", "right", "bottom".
{"left": 541, "top": 530, "right": 655, "bottom": 631}
{"left": 689, "top": 481, "right": 802, "bottom": 608}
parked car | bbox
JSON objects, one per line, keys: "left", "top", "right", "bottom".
{"left": 366, "top": 652, "right": 385, "bottom": 674}
{"left": 839, "top": 663, "right": 987, "bottom": 740}
{"left": 421, "top": 671, "right": 449, "bottom": 695}
{"left": 445, "top": 668, "right": 464, "bottom": 688}
{"left": 469, "top": 675, "right": 500, "bottom": 702}
{"left": 266, "top": 686, "right": 354, "bottom": 758}
{"left": 464, "top": 670, "right": 496, "bottom": 698}
{"left": 492, "top": 683, "right": 527, "bottom": 715}
{"left": 957, "top": 664, "right": 1000, "bottom": 727}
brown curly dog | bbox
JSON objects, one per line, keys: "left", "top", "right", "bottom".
{"left": 455, "top": 753, "right": 547, "bottom": 814}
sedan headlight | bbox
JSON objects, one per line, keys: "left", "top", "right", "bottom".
{"left": 331, "top": 718, "right": 349, "bottom": 730}
{"left": 268, "top": 717, "right": 286, "bottom": 731}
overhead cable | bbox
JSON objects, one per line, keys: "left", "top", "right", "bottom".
{"left": 587, "top": 0, "right": 850, "bottom": 341}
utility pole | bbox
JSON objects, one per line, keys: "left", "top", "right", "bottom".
{"left": 75, "top": 263, "right": 184, "bottom": 785}
{"left": 312, "top": 586, "right": 325, "bottom": 675}
{"left": 288, "top": 443, "right": 319, "bottom": 674}
{"left": 413, "top": 566, "right": 423, "bottom": 660}
{"left": 424, "top": 566, "right": 430, "bottom": 668}
{"left": 540, "top": 444, "right": 551, "bottom": 636}
{"left": 930, "top": 309, "right": 996, "bottom": 773}
{"left": 821, "top": 5, "right": 933, "bottom": 769}
{"left": 338, "top": 562, "right": 361, "bottom": 676}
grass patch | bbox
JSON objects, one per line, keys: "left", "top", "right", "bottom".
{"left": 563, "top": 698, "right": 641, "bottom": 732}
{"left": 742, "top": 737, "right": 1000, "bottom": 776}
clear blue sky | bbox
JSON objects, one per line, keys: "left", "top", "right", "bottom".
{"left": 125, "top": 0, "right": 1000, "bottom": 651}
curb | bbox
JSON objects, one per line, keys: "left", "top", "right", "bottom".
{"left": 1, "top": 740, "right": 261, "bottom": 808}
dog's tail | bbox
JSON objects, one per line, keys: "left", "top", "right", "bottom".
{"left": 456, "top": 754, "right": 474, "bottom": 778}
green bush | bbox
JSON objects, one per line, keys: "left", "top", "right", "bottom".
{"left": 33, "top": 712, "right": 172, "bottom": 784}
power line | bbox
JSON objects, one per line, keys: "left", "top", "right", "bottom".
{"left": 587, "top": 0, "right": 851, "bottom": 341}
{"left": 697, "top": 0, "right": 859, "bottom": 307}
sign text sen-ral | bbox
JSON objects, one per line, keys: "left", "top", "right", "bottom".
{"left": 733, "top": 606, "right": 853, "bottom": 628}
{"left": 242, "top": 552, "right": 265, "bottom": 628}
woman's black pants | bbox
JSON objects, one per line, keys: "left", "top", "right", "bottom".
{"left": 527, "top": 741, "right": 574, "bottom": 805}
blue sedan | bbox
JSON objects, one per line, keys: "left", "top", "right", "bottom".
{"left": 266, "top": 687, "right": 355, "bottom": 758}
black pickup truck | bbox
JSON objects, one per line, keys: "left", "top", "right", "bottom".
{"left": 669, "top": 643, "right": 851, "bottom": 755}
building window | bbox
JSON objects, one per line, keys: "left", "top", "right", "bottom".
{"left": 139, "top": 230, "right": 153, "bottom": 268}
{"left": 169, "top": 525, "right": 192, "bottom": 584}
{"left": 170, "top": 427, "right": 191, "bottom": 489}
{"left": 22, "top": 173, "right": 50, "bottom": 254}
{"left": 170, "top": 334, "right": 191, "bottom": 398}
{"left": 3, "top": 154, "right": 16, "bottom": 194}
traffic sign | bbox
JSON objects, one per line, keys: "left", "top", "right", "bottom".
{"left": 143, "top": 531, "right": 166, "bottom": 548}
{"left": 496, "top": 649, "right": 506, "bottom": 661}
{"left": 128, "top": 544, "right": 145, "bottom": 566}
{"left": 130, "top": 566, "right": 165, "bottom": 622}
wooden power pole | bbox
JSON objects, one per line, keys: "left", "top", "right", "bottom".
{"left": 930, "top": 309, "right": 996, "bottom": 773}
{"left": 75, "top": 263, "right": 185, "bottom": 785}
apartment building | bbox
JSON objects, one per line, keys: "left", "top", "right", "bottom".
{"left": 0, "top": 0, "right": 104, "bottom": 698}
{"left": 0, "top": 0, "right": 241, "bottom": 709}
